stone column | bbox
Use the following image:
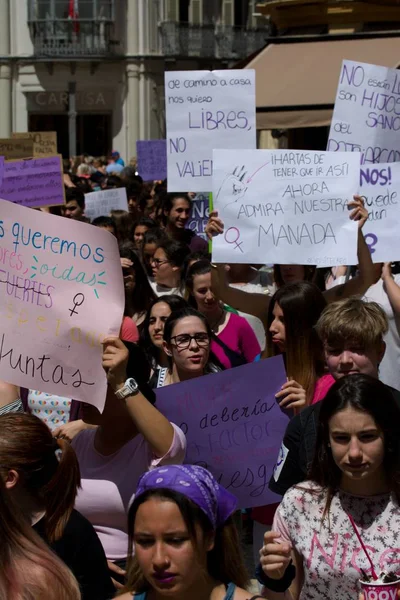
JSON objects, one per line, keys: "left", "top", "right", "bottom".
{"left": 0, "top": 0, "right": 12, "bottom": 137}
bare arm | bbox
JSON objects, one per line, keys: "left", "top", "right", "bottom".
{"left": 102, "top": 337, "right": 174, "bottom": 458}
{"left": 212, "top": 264, "right": 270, "bottom": 327}
{"left": 382, "top": 263, "right": 400, "bottom": 314}
{"left": 325, "top": 196, "right": 378, "bottom": 303}
{"left": 0, "top": 380, "right": 19, "bottom": 409}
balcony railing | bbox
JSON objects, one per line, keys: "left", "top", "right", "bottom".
{"left": 160, "top": 22, "right": 269, "bottom": 60}
{"left": 28, "top": 19, "right": 117, "bottom": 57}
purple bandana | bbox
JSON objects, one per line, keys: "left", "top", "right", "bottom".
{"left": 135, "top": 465, "right": 237, "bottom": 528}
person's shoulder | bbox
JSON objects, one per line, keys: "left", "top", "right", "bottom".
{"left": 233, "top": 587, "right": 264, "bottom": 600}
{"left": 282, "top": 481, "right": 325, "bottom": 505}
{"left": 385, "top": 384, "right": 400, "bottom": 407}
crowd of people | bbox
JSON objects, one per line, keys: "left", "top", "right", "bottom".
{"left": 1, "top": 151, "right": 400, "bottom": 600}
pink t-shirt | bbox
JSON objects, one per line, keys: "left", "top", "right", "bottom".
{"left": 311, "top": 373, "right": 335, "bottom": 404}
{"left": 71, "top": 424, "right": 186, "bottom": 560}
{"left": 120, "top": 316, "right": 139, "bottom": 343}
{"left": 211, "top": 312, "right": 261, "bottom": 369}
{"left": 273, "top": 482, "right": 400, "bottom": 600}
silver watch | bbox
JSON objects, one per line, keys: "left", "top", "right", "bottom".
{"left": 115, "top": 378, "right": 139, "bottom": 400}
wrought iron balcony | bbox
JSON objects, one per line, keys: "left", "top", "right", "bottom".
{"left": 28, "top": 19, "right": 117, "bottom": 58}
{"left": 159, "top": 22, "right": 269, "bottom": 60}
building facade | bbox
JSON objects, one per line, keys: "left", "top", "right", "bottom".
{"left": 0, "top": 0, "right": 269, "bottom": 159}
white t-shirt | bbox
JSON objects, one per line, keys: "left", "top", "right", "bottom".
{"left": 28, "top": 390, "right": 71, "bottom": 431}
{"left": 273, "top": 482, "right": 400, "bottom": 600}
{"left": 363, "top": 275, "right": 400, "bottom": 391}
{"left": 149, "top": 280, "right": 184, "bottom": 297}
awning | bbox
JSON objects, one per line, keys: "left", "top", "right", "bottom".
{"left": 245, "top": 37, "right": 400, "bottom": 129}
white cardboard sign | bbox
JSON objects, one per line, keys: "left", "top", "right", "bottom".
{"left": 84, "top": 188, "right": 129, "bottom": 221}
{"left": 212, "top": 149, "right": 360, "bottom": 267}
{"left": 165, "top": 70, "right": 256, "bottom": 192}
{"left": 328, "top": 59, "right": 400, "bottom": 164}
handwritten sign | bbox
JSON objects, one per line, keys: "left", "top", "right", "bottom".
{"left": 12, "top": 131, "right": 58, "bottom": 156}
{"left": 0, "top": 138, "right": 34, "bottom": 160}
{"left": 359, "top": 162, "right": 400, "bottom": 261}
{"left": 84, "top": 188, "right": 129, "bottom": 221}
{"left": 0, "top": 200, "right": 124, "bottom": 410}
{"left": 156, "top": 356, "right": 288, "bottom": 508}
{"left": 212, "top": 149, "right": 360, "bottom": 267}
{"left": 0, "top": 156, "right": 65, "bottom": 208}
{"left": 165, "top": 69, "right": 256, "bottom": 192}
{"left": 188, "top": 193, "right": 209, "bottom": 241}
{"left": 328, "top": 60, "right": 400, "bottom": 164}
{"left": 136, "top": 140, "right": 167, "bottom": 181}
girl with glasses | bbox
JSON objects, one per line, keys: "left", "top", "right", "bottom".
{"left": 150, "top": 239, "right": 190, "bottom": 297}
{"left": 151, "top": 307, "right": 223, "bottom": 388}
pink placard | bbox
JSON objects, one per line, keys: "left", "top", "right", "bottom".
{"left": 0, "top": 200, "right": 125, "bottom": 411}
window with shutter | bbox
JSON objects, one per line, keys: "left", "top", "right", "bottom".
{"left": 165, "top": 0, "right": 179, "bottom": 21}
{"left": 189, "top": 0, "right": 203, "bottom": 24}
{"left": 222, "top": 0, "right": 234, "bottom": 26}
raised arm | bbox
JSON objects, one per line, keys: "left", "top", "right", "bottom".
{"left": 381, "top": 262, "right": 400, "bottom": 314}
{"left": 325, "top": 195, "right": 378, "bottom": 303}
{"left": 102, "top": 337, "right": 175, "bottom": 458}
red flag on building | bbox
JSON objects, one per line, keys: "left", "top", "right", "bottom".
{"left": 68, "top": 0, "right": 80, "bottom": 33}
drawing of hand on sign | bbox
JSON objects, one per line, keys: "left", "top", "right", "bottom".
{"left": 217, "top": 165, "right": 248, "bottom": 209}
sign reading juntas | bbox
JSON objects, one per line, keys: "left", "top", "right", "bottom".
{"left": 136, "top": 140, "right": 167, "bottom": 181}
{"left": 165, "top": 69, "right": 256, "bottom": 192}
{"left": 212, "top": 149, "right": 360, "bottom": 267}
{"left": 0, "top": 138, "right": 34, "bottom": 160}
{"left": 84, "top": 188, "right": 129, "bottom": 221}
{"left": 12, "top": 131, "right": 58, "bottom": 156}
{"left": 187, "top": 193, "right": 210, "bottom": 241}
{"left": 0, "top": 201, "right": 125, "bottom": 410}
{"left": 359, "top": 162, "right": 400, "bottom": 261}
{"left": 156, "top": 356, "right": 288, "bottom": 508}
{"left": 328, "top": 60, "right": 400, "bottom": 164}
{"left": 0, "top": 156, "right": 65, "bottom": 208}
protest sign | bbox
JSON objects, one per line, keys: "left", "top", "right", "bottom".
{"left": 359, "top": 162, "right": 400, "bottom": 261}
{"left": 165, "top": 69, "right": 256, "bottom": 192}
{"left": 0, "top": 200, "right": 124, "bottom": 410}
{"left": 187, "top": 193, "right": 209, "bottom": 240}
{"left": 0, "top": 138, "right": 34, "bottom": 160}
{"left": 156, "top": 356, "right": 288, "bottom": 508}
{"left": 0, "top": 156, "right": 65, "bottom": 208}
{"left": 328, "top": 60, "right": 400, "bottom": 164}
{"left": 12, "top": 131, "right": 58, "bottom": 156}
{"left": 212, "top": 149, "right": 360, "bottom": 267}
{"left": 136, "top": 140, "right": 167, "bottom": 181}
{"left": 84, "top": 188, "right": 129, "bottom": 221}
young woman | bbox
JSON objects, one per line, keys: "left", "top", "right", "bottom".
{"left": 71, "top": 339, "right": 186, "bottom": 588}
{"left": 267, "top": 281, "right": 330, "bottom": 410}
{"left": 259, "top": 374, "right": 400, "bottom": 600}
{"left": 150, "top": 238, "right": 190, "bottom": 297}
{"left": 186, "top": 260, "right": 261, "bottom": 369}
{"left": 0, "top": 413, "right": 114, "bottom": 600}
{"left": 150, "top": 306, "right": 223, "bottom": 388}
{"left": 205, "top": 196, "right": 376, "bottom": 329}
{"left": 120, "top": 242, "right": 157, "bottom": 329}
{"left": 0, "top": 477, "right": 81, "bottom": 600}
{"left": 133, "top": 217, "right": 157, "bottom": 251}
{"left": 141, "top": 228, "right": 167, "bottom": 278}
{"left": 140, "top": 295, "right": 188, "bottom": 371}
{"left": 118, "top": 464, "right": 264, "bottom": 600}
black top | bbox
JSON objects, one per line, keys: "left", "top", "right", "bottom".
{"left": 34, "top": 509, "right": 115, "bottom": 600}
{"left": 269, "top": 384, "right": 400, "bottom": 496}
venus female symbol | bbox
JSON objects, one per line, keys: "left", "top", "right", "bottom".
{"left": 224, "top": 227, "right": 244, "bottom": 253}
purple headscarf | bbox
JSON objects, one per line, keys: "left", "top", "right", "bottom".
{"left": 135, "top": 465, "right": 237, "bottom": 528}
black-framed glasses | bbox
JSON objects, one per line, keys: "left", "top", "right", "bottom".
{"left": 170, "top": 333, "right": 210, "bottom": 350}
{"left": 151, "top": 258, "right": 170, "bottom": 267}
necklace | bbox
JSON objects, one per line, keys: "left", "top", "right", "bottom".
{"left": 209, "top": 308, "right": 225, "bottom": 332}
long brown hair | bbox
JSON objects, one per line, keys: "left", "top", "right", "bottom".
{"left": 0, "top": 477, "right": 81, "bottom": 600}
{"left": 121, "top": 489, "right": 249, "bottom": 595}
{"left": 0, "top": 413, "right": 81, "bottom": 543}
{"left": 267, "top": 281, "right": 327, "bottom": 404}
{"left": 308, "top": 374, "right": 400, "bottom": 523}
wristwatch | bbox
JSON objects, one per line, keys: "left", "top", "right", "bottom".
{"left": 115, "top": 378, "right": 139, "bottom": 400}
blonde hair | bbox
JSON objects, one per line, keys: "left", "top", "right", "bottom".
{"left": 316, "top": 298, "right": 388, "bottom": 349}
{"left": 0, "top": 478, "right": 80, "bottom": 600}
